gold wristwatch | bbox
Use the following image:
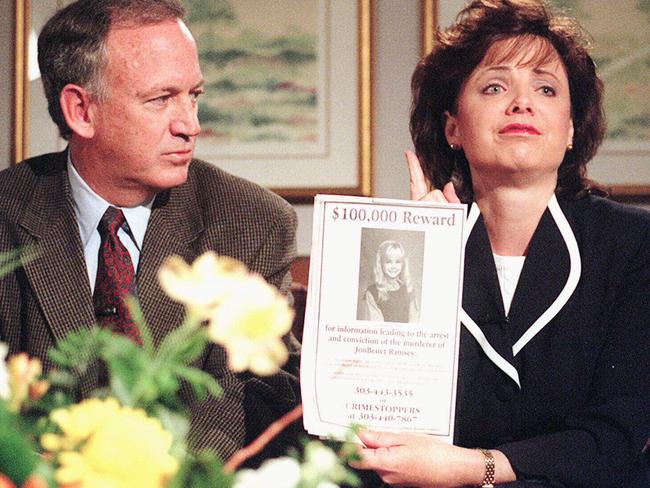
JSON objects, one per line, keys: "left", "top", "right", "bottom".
{"left": 477, "top": 448, "right": 495, "bottom": 488}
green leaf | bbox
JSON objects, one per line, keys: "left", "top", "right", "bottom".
{"left": 0, "top": 402, "right": 39, "bottom": 485}
{"left": 126, "top": 295, "right": 154, "bottom": 353}
{"left": 168, "top": 450, "right": 234, "bottom": 488}
{"left": 175, "top": 365, "right": 222, "bottom": 400}
{"left": 156, "top": 319, "right": 208, "bottom": 366}
{"left": 154, "top": 404, "right": 190, "bottom": 446}
{"left": 0, "top": 245, "right": 39, "bottom": 278}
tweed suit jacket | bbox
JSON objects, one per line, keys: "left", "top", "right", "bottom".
{"left": 0, "top": 150, "right": 301, "bottom": 463}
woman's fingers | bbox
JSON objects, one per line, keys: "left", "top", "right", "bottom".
{"left": 406, "top": 150, "right": 431, "bottom": 200}
{"left": 442, "top": 181, "right": 461, "bottom": 203}
{"left": 358, "top": 429, "right": 407, "bottom": 449}
{"left": 350, "top": 430, "right": 407, "bottom": 470}
{"left": 406, "top": 150, "right": 459, "bottom": 203}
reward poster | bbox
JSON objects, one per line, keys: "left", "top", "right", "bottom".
{"left": 301, "top": 195, "right": 467, "bottom": 441}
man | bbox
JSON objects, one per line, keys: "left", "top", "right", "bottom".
{"left": 0, "top": 0, "right": 300, "bottom": 463}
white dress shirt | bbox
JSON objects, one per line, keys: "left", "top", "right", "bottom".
{"left": 67, "top": 152, "right": 152, "bottom": 293}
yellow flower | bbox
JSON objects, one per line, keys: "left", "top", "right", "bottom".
{"left": 7, "top": 353, "right": 44, "bottom": 412}
{"left": 158, "top": 252, "right": 247, "bottom": 319}
{"left": 208, "top": 275, "right": 293, "bottom": 376}
{"left": 42, "top": 398, "right": 178, "bottom": 488}
{"left": 158, "top": 252, "right": 293, "bottom": 376}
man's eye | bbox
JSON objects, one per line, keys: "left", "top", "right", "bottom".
{"left": 150, "top": 95, "right": 170, "bottom": 105}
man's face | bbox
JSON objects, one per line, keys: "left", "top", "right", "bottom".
{"left": 88, "top": 19, "right": 203, "bottom": 204}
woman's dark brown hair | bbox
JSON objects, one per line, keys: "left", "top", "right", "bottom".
{"left": 410, "top": 0, "right": 606, "bottom": 201}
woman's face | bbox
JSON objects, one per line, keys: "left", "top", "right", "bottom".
{"left": 445, "top": 36, "right": 574, "bottom": 189}
{"left": 382, "top": 248, "right": 404, "bottom": 279}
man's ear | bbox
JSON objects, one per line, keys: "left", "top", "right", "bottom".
{"left": 59, "top": 84, "right": 97, "bottom": 139}
{"left": 444, "top": 110, "right": 461, "bottom": 148}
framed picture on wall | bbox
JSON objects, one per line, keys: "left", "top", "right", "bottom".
{"left": 13, "top": 0, "right": 373, "bottom": 203}
{"left": 420, "top": 0, "right": 650, "bottom": 197}
{"left": 13, "top": 0, "right": 76, "bottom": 164}
{"left": 552, "top": 0, "right": 650, "bottom": 197}
{"left": 186, "top": 0, "right": 373, "bottom": 202}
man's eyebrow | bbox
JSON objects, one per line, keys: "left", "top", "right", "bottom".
{"left": 138, "top": 80, "right": 205, "bottom": 98}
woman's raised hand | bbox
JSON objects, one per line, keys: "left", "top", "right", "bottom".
{"left": 406, "top": 150, "right": 460, "bottom": 203}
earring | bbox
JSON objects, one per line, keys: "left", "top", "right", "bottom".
{"left": 567, "top": 142, "right": 573, "bottom": 151}
{"left": 449, "top": 143, "right": 460, "bottom": 151}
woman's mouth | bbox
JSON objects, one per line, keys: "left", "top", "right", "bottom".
{"left": 499, "top": 123, "right": 541, "bottom": 135}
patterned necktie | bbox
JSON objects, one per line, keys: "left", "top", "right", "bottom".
{"left": 93, "top": 207, "right": 143, "bottom": 345}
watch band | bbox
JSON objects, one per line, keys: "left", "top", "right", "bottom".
{"left": 477, "top": 448, "right": 495, "bottom": 488}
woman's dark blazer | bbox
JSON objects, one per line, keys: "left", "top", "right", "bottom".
{"left": 454, "top": 194, "right": 650, "bottom": 487}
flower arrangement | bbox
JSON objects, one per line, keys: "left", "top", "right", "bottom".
{"left": 0, "top": 250, "right": 359, "bottom": 488}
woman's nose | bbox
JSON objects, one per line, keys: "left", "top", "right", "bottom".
{"left": 506, "top": 91, "right": 534, "bottom": 115}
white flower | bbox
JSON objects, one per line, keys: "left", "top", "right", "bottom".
{"left": 208, "top": 275, "right": 293, "bottom": 376}
{"left": 234, "top": 457, "right": 301, "bottom": 488}
{"left": 301, "top": 442, "right": 345, "bottom": 487}
{"left": 158, "top": 252, "right": 248, "bottom": 319}
{"left": 0, "top": 342, "right": 9, "bottom": 401}
{"left": 158, "top": 251, "right": 293, "bottom": 376}
{"left": 7, "top": 352, "right": 47, "bottom": 411}
{"left": 305, "top": 442, "right": 339, "bottom": 472}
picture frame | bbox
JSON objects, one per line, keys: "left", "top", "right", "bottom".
{"left": 420, "top": 0, "right": 437, "bottom": 57}
{"left": 187, "top": 0, "right": 373, "bottom": 203}
{"left": 420, "top": 0, "right": 650, "bottom": 197}
{"left": 13, "top": 0, "right": 30, "bottom": 164}
{"left": 12, "top": 0, "right": 68, "bottom": 165}
{"left": 12, "top": 0, "right": 373, "bottom": 204}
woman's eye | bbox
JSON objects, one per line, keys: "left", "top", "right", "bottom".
{"left": 483, "top": 84, "right": 504, "bottom": 95}
{"left": 539, "top": 85, "right": 556, "bottom": 96}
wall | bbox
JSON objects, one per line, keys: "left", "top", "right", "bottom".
{"left": 0, "top": 0, "right": 444, "bottom": 256}
{"left": 1, "top": 0, "right": 646, "bottom": 253}
{"left": 294, "top": 0, "right": 465, "bottom": 255}
{"left": 0, "top": 0, "right": 13, "bottom": 166}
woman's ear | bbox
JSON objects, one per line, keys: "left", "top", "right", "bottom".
{"left": 59, "top": 84, "right": 97, "bottom": 139}
{"left": 444, "top": 111, "right": 461, "bottom": 148}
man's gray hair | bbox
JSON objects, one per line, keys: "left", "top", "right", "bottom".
{"left": 38, "top": 0, "right": 186, "bottom": 140}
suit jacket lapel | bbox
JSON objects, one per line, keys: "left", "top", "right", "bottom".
{"left": 462, "top": 197, "right": 578, "bottom": 385}
{"left": 463, "top": 213, "right": 515, "bottom": 365}
{"left": 19, "top": 153, "right": 96, "bottom": 342}
{"left": 508, "top": 208, "right": 569, "bottom": 347}
{"left": 18, "top": 153, "right": 98, "bottom": 397}
{"left": 137, "top": 175, "right": 205, "bottom": 347}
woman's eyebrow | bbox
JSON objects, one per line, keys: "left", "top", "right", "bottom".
{"left": 532, "top": 67, "right": 562, "bottom": 82}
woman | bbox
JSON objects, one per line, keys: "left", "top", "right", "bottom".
{"left": 353, "top": 1, "right": 650, "bottom": 486}
{"left": 361, "top": 240, "right": 419, "bottom": 323}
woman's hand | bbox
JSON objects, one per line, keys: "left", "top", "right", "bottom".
{"left": 352, "top": 429, "right": 517, "bottom": 487}
{"left": 352, "top": 429, "right": 485, "bottom": 487}
{"left": 406, "top": 150, "right": 460, "bottom": 204}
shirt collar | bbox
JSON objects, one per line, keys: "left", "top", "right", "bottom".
{"left": 67, "top": 150, "right": 153, "bottom": 249}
